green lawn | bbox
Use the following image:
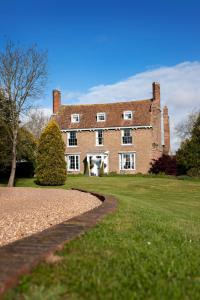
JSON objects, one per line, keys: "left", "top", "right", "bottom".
{"left": 4, "top": 176, "right": 200, "bottom": 300}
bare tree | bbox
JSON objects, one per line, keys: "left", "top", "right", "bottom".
{"left": 175, "top": 110, "right": 200, "bottom": 141}
{"left": 0, "top": 41, "right": 47, "bottom": 187}
{"left": 24, "top": 108, "right": 50, "bottom": 139}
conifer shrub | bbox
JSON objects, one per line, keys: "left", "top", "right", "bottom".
{"left": 36, "top": 119, "right": 66, "bottom": 185}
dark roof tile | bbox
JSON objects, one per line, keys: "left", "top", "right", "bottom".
{"left": 55, "top": 99, "right": 152, "bottom": 129}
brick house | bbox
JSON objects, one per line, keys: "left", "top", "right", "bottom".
{"left": 52, "top": 82, "right": 170, "bottom": 176}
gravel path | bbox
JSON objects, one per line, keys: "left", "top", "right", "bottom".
{"left": 0, "top": 187, "right": 101, "bottom": 247}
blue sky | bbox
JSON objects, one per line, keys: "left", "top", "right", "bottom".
{"left": 0, "top": 0, "right": 200, "bottom": 148}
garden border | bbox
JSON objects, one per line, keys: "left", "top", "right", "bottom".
{"left": 0, "top": 189, "right": 117, "bottom": 297}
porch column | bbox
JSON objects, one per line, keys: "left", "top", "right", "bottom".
{"left": 87, "top": 155, "right": 91, "bottom": 176}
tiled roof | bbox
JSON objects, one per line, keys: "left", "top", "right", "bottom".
{"left": 55, "top": 99, "right": 152, "bottom": 130}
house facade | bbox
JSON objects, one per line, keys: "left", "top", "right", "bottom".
{"left": 52, "top": 82, "right": 170, "bottom": 176}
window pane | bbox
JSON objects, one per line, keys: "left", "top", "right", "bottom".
{"left": 97, "top": 113, "right": 106, "bottom": 121}
{"left": 122, "top": 129, "right": 132, "bottom": 144}
{"left": 120, "top": 153, "right": 135, "bottom": 170}
{"left": 124, "top": 154, "right": 130, "bottom": 169}
{"left": 69, "top": 156, "right": 75, "bottom": 169}
{"left": 96, "top": 130, "right": 103, "bottom": 145}
{"left": 124, "top": 111, "right": 132, "bottom": 120}
{"left": 76, "top": 156, "right": 79, "bottom": 170}
{"left": 122, "top": 136, "right": 132, "bottom": 144}
{"left": 71, "top": 114, "right": 79, "bottom": 123}
{"left": 68, "top": 132, "right": 77, "bottom": 146}
{"left": 124, "top": 129, "right": 130, "bottom": 136}
{"left": 70, "top": 132, "right": 76, "bottom": 138}
{"left": 131, "top": 154, "right": 135, "bottom": 169}
{"left": 68, "top": 155, "right": 79, "bottom": 170}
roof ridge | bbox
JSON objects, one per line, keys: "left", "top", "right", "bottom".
{"left": 61, "top": 98, "right": 152, "bottom": 108}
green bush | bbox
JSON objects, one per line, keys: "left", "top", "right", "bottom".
{"left": 16, "top": 162, "right": 35, "bottom": 178}
{"left": 176, "top": 113, "right": 200, "bottom": 176}
{"left": 36, "top": 119, "right": 66, "bottom": 185}
{"left": 149, "top": 155, "right": 177, "bottom": 175}
{"left": 99, "top": 162, "right": 104, "bottom": 177}
{"left": 177, "top": 175, "right": 191, "bottom": 180}
{"left": 187, "top": 167, "right": 200, "bottom": 177}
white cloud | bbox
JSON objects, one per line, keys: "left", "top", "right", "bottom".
{"left": 28, "top": 107, "right": 52, "bottom": 118}
{"left": 21, "top": 107, "right": 52, "bottom": 124}
{"left": 63, "top": 61, "right": 200, "bottom": 151}
{"left": 62, "top": 90, "right": 83, "bottom": 101}
{"left": 38, "top": 107, "right": 52, "bottom": 117}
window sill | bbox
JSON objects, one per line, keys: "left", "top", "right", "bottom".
{"left": 120, "top": 169, "right": 136, "bottom": 171}
{"left": 67, "top": 145, "right": 78, "bottom": 148}
{"left": 121, "top": 144, "right": 133, "bottom": 146}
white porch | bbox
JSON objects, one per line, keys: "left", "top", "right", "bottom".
{"left": 86, "top": 152, "right": 109, "bottom": 176}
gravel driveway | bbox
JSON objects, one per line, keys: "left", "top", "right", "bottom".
{"left": 0, "top": 187, "right": 101, "bottom": 247}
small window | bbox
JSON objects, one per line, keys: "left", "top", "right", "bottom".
{"left": 67, "top": 155, "right": 80, "bottom": 171}
{"left": 123, "top": 111, "right": 133, "bottom": 120}
{"left": 68, "top": 131, "right": 77, "bottom": 146}
{"left": 71, "top": 114, "right": 80, "bottom": 123}
{"left": 97, "top": 112, "right": 106, "bottom": 122}
{"left": 119, "top": 153, "right": 135, "bottom": 170}
{"left": 96, "top": 130, "right": 104, "bottom": 146}
{"left": 122, "top": 129, "right": 132, "bottom": 145}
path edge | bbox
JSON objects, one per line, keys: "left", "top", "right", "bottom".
{"left": 0, "top": 189, "right": 117, "bottom": 298}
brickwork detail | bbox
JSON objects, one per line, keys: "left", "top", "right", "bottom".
{"left": 0, "top": 192, "right": 117, "bottom": 297}
{"left": 53, "top": 90, "right": 61, "bottom": 114}
{"left": 163, "top": 106, "right": 170, "bottom": 154}
{"left": 150, "top": 82, "right": 163, "bottom": 161}
{"left": 65, "top": 128, "right": 153, "bottom": 174}
{"left": 56, "top": 82, "right": 170, "bottom": 174}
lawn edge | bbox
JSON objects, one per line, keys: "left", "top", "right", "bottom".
{"left": 0, "top": 190, "right": 117, "bottom": 298}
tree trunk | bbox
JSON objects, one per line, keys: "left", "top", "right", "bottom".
{"left": 8, "top": 129, "right": 17, "bottom": 187}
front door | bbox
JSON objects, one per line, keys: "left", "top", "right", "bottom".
{"left": 88, "top": 154, "right": 108, "bottom": 176}
{"left": 92, "top": 156, "right": 101, "bottom": 176}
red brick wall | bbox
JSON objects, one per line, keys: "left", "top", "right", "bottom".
{"left": 58, "top": 82, "right": 167, "bottom": 174}
{"left": 62, "top": 128, "right": 153, "bottom": 174}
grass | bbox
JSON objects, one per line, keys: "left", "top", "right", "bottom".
{"left": 3, "top": 176, "right": 200, "bottom": 300}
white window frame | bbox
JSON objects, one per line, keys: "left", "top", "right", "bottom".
{"left": 121, "top": 128, "right": 133, "bottom": 145}
{"left": 96, "top": 130, "right": 104, "bottom": 146}
{"left": 67, "top": 154, "right": 80, "bottom": 171}
{"left": 71, "top": 114, "right": 80, "bottom": 123}
{"left": 123, "top": 111, "right": 133, "bottom": 120}
{"left": 97, "top": 112, "right": 106, "bottom": 122}
{"left": 119, "top": 152, "right": 136, "bottom": 171}
{"left": 67, "top": 131, "right": 77, "bottom": 147}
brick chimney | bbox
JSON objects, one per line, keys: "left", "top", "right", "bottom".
{"left": 163, "top": 106, "right": 170, "bottom": 155}
{"left": 53, "top": 90, "right": 61, "bottom": 114}
{"left": 152, "top": 82, "right": 160, "bottom": 107}
{"left": 151, "top": 82, "right": 162, "bottom": 160}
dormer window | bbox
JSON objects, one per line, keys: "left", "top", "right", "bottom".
{"left": 123, "top": 111, "right": 133, "bottom": 120}
{"left": 71, "top": 114, "right": 80, "bottom": 123}
{"left": 97, "top": 112, "right": 106, "bottom": 122}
